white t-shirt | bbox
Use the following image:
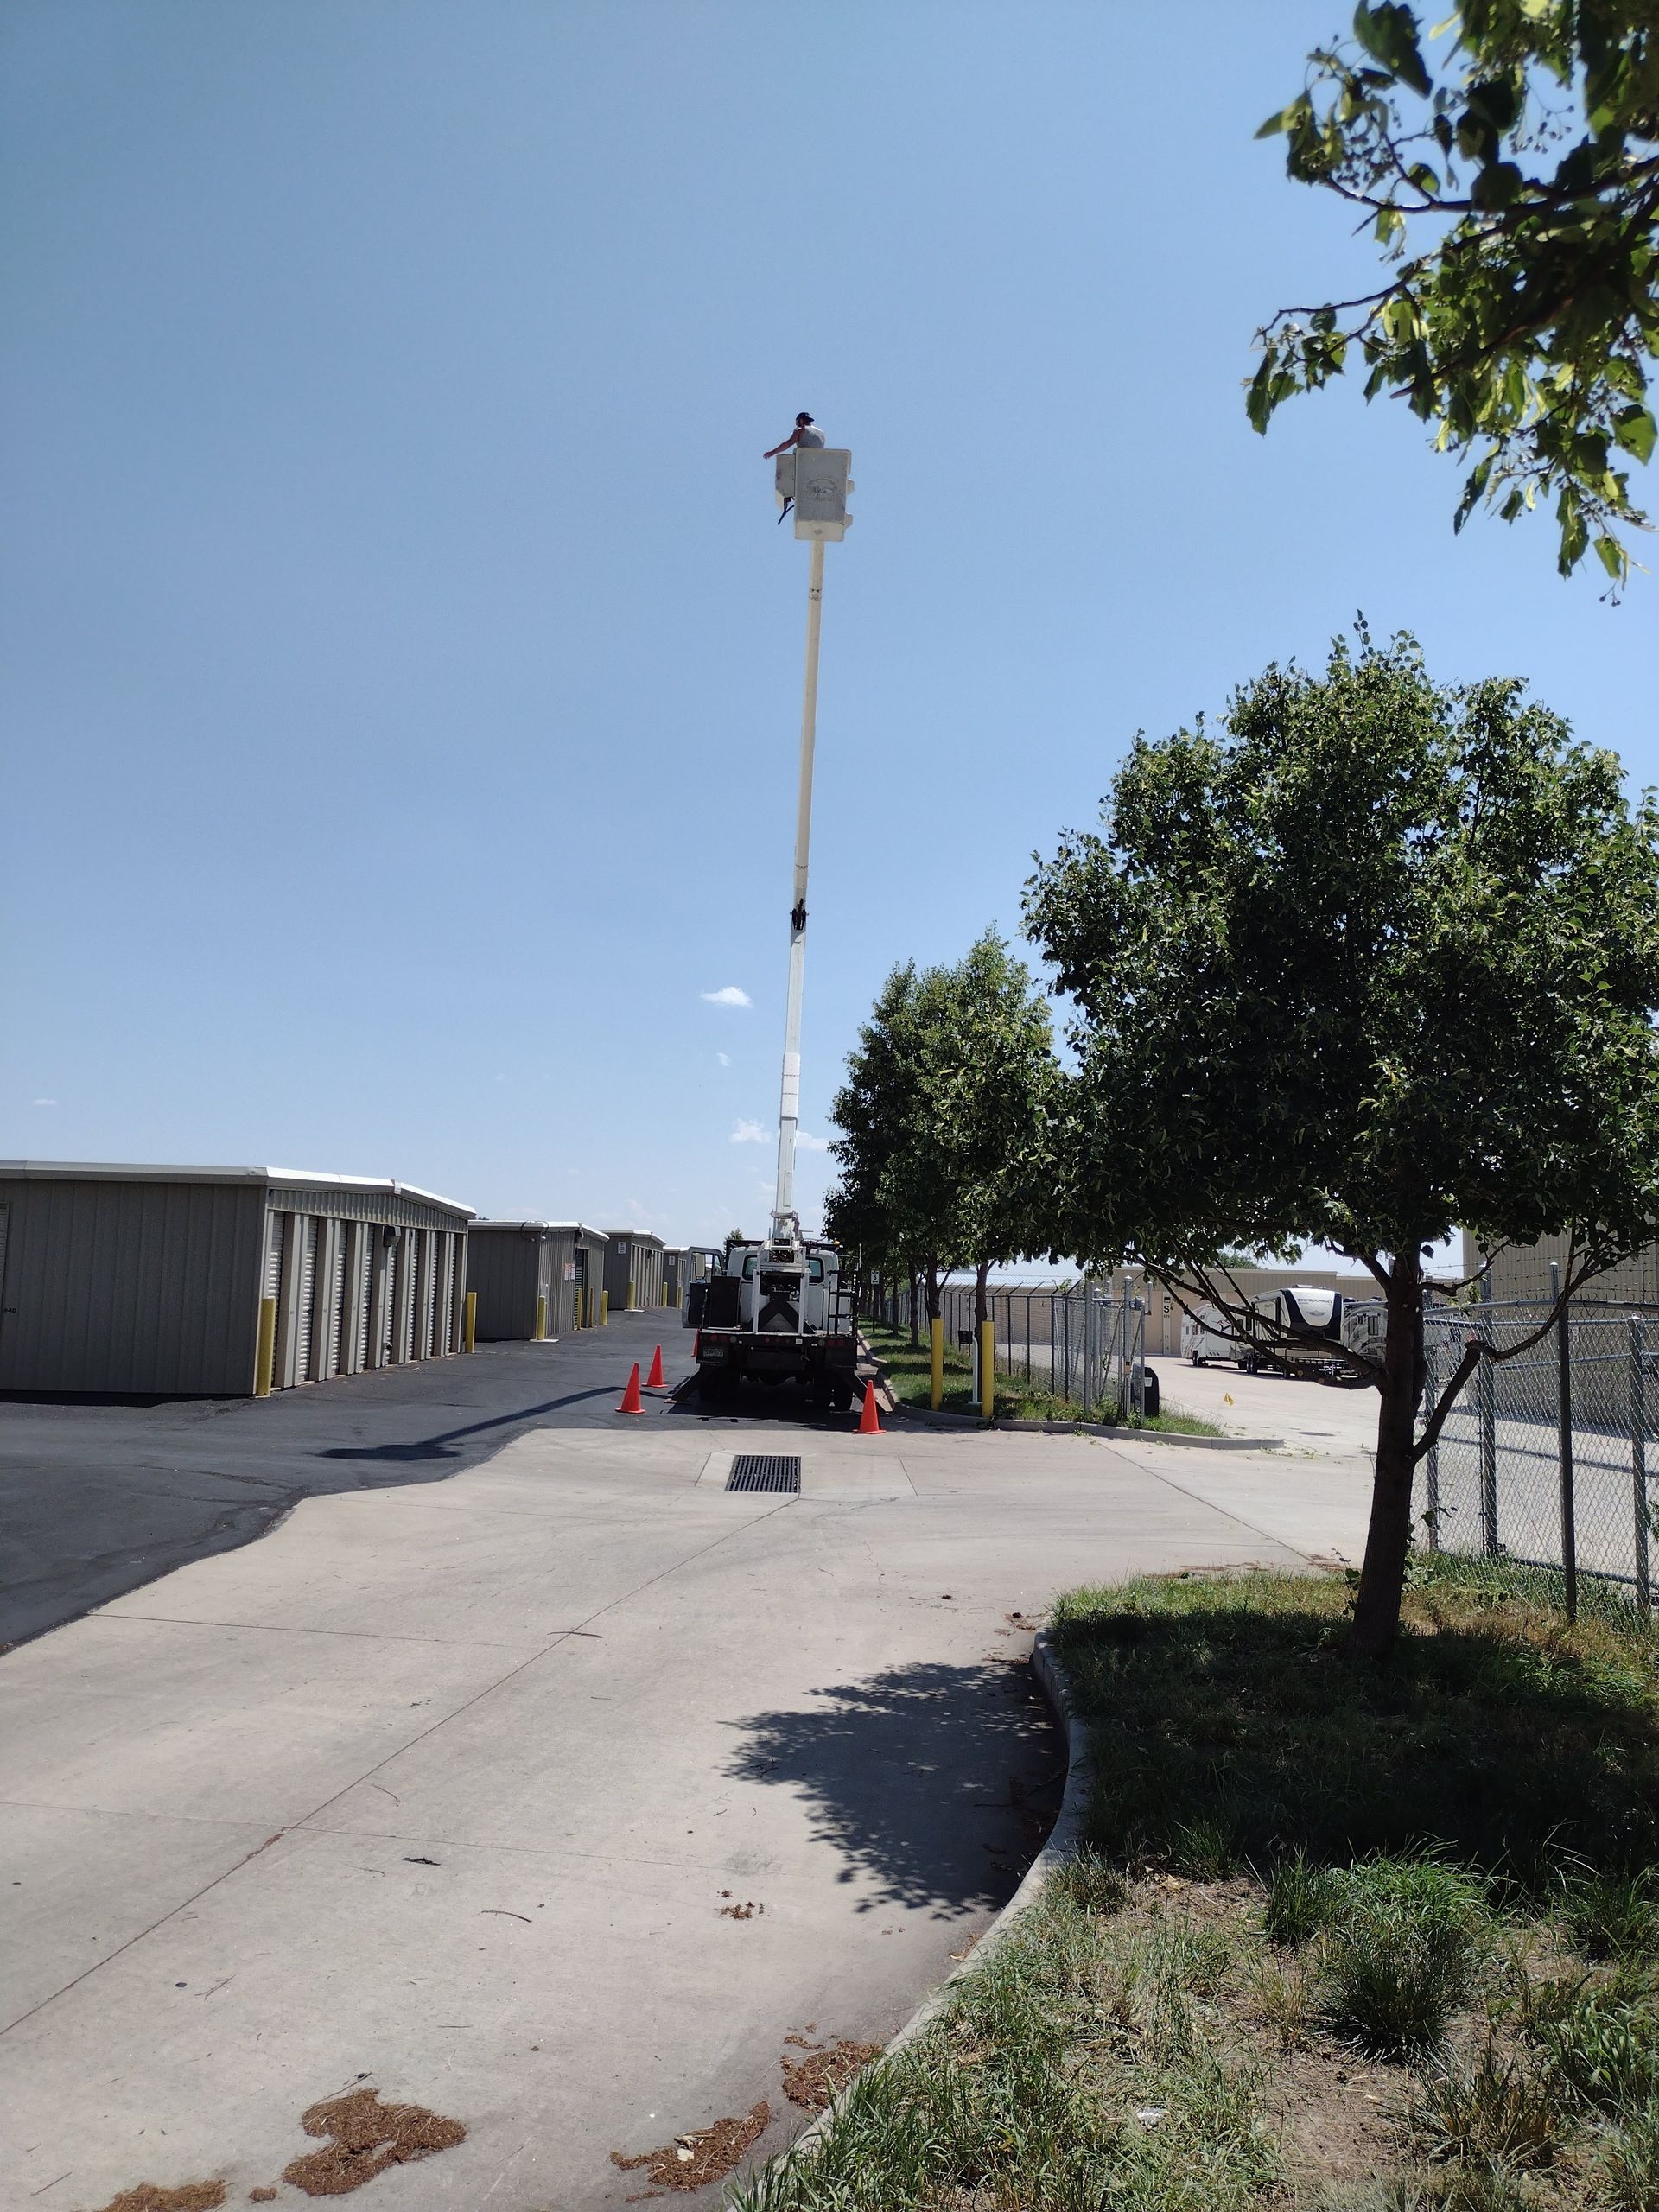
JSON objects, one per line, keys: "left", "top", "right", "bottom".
{"left": 795, "top": 422, "right": 826, "bottom": 448}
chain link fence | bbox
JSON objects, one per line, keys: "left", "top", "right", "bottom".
{"left": 864, "top": 1278, "right": 1149, "bottom": 1417}
{"left": 866, "top": 1278, "right": 1659, "bottom": 1616}
{"left": 1414, "top": 1300, "right": 1658, "bottom": 1613}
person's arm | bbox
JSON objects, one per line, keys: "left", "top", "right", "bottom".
{"left": 763, "top": 429, "right": 801, "bottom": 459}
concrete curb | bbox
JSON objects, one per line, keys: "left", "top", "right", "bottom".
{"left": 889, "top": 1401, "right": 1280, "bottom": 1452}
{"left": 777, "top": 1629, "right": 1092, "bottom": 2164}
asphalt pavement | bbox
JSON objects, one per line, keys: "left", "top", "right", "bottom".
{"left": 0, "top": 1314, "right": 701, "bottom": 1648}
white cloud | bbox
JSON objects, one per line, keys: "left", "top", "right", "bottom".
{"left": 33, "top": 1097, "right": 55, "bottom": 1107}
{"left": 701, "top": 985, "right": 753, "bottom": 1007}
{"left": 716, "top": 1051, "right": 730, "bottom": 1067}
{"left": 730, "top": 1119, "right": 829, "bottom": 1152}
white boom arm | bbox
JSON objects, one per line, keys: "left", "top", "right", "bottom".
{"left": 772, "top": 534, "right": 824, "bottom": 1239}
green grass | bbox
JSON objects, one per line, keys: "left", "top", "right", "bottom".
{"left": 729, "top": 1558, "right": 1659, "bottom": 2210}
{"left": 861, "top": 1319, "right": 1224, "bottom": 1434}
{"left": 1046, "top": 1555, "right": 1659, "bottom": 1879}
{"left": 1319, "top": 1858, "right": 1488, "bottom": 2051}
{"left": 727, "top": 1862, "right": 1279, "bottom": 2212}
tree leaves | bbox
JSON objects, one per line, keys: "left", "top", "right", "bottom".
{"left": 1250, "top": 2, "right": 1659, "bottom": 582}
{"left": 826, "top": 933, "right": 1060, "bottom": 1279}
{"left": 1022, "top": 627, "right": 1659, "bottom": 1274}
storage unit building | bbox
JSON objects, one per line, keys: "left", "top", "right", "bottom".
{"left": 467, "top": 1221, "right": 607, "bottom": 1339}
{"left": 664, "top": 1246, "right": 720, "bottom": 1308}
{"left": 602, "top": 1231, "right": 665, "bottom": 1314}
{"left": 0, "top": 1162, "right": 474, "bottom": 1397}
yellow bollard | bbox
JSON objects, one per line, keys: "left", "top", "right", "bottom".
{"left": 980, "top": 1319, "right": 995, "bottom": 1421}
{"left": 535, "top": 1294, "right": 547, "bottom": 1341}
{"left": 463, "top": 1290, "right": 477, "bottom": 1352}
{"left": 930, "top": 1316, "right": 944, "bottom": 1410}
{"left": 601, "top": 1290, "right": 609, "bottom": 1325}
{"left": 254, "top": 1295, "right": 277, "bottom": 1396}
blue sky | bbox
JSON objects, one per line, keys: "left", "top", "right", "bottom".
{"left": 3, "top": 2, "right": 1654, "bottom": 1247}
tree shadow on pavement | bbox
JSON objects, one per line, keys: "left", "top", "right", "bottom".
{"left": 726, "top": 1656, "right": 1063, "bottom": 1916}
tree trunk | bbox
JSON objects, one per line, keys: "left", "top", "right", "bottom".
{"left": 909, "top": 1268, "right": 922, "bottom": 1349}
{"left": 974, "top": 1260, "right": 990, "bottom": 1332}
{"left": 1349, "top": 1255, "right": 1426, "bottom": 1662}
{"left": 925, "top": 1255, "right": 942, "bottom": 1324}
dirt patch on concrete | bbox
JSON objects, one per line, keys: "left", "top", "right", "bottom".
{"left": 780, "top": 2034, "right": 883, "bottom": 2111}
{"left": 610, "top": 2101, "right": 772, "bottom": 2191}
{"left": 280, "top": 2087, "right": 466, "bottom": 2197}
{"left": 94, "top": 2188, "right": 226, "bottom": 2212}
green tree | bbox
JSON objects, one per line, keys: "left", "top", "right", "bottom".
{"left": 828, "top": 934, "right": 1060, "bottom": 1343}
{"left": 826, "top": 962, "right": 938, "bottom": 1343}
{"left": 920, "top": 932, "right": 1062, "bottom": 1332}
{"left": 1251, "top": 2, "right": 1659, "bottom": 582}
{"left": 1026, "top": 626, "right": 1659, "bottom": 1658}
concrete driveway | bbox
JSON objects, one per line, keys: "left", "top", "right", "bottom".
{"left": 1153, "top": 1353, "right": 1381, "bottom": 1458}
{"left": 1, "top": 1395, "right": 1374, "bottom": 2211}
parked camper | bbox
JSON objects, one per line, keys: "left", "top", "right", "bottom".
{"left": 1181, "top": 1303, "right": 1245, "bottom": 1367}
{"left": 1183, "top": 1286, "right": 1347, "bottom": 1375}
{"left": 1247, "top": 1284, "right": 1346, "bottom": 1374}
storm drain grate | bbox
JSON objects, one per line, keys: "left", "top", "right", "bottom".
{"left": 727, "top": 1454, "right": 802, "bottom": 1494}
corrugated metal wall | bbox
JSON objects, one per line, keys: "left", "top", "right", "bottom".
{"left": 1483, "top": 1234, "right": 1659, "bottom": 1306}
{"left": 606, "top": 1237, "right": 665, "bottom": 1313}
{"left": 0, "top": 1178, "right": 267, "bottom": 1395}
{"left": 467, "top": 1231, "right": 542, "bottom": 1340}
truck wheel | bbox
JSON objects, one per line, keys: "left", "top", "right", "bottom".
{"left": 1190, "top": 1352, "right": 1203, "bottom": 1367}
{"left": 830, "top": 1380, "right": 853, "bottom": 1412}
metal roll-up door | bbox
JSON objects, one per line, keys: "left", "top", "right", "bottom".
{"left": 442, "top": 1234, "right": 457, "bottom": 1352}
{"left": 377, "top": 1232, "right": 397, "bottom": 1364}
{"left": 327, "top": 1225, "right": 349, "bottom": 1376}
{"left": 388, "top": 1233, "right": 405, "bottom": 1363}
{"left": 296, "top": 1218, "right": 319, "bottom": 1382}
{"left": 402, "top": 1230, "right": 420, "bottom": 1361}
{"left": 356, "top": 1231, "right": 372, "bottom": 1370}
{"left": 426, "top": 1231, "right": 442, "bottom": 1357}
{"left": 264, "top": 1212, "right": 287, "bottom": 1302}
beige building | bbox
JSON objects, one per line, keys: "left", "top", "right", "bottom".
{"left": 1476, "top": 1232, "right": 1659, "bottom": 1307}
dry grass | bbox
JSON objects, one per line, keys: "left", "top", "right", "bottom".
{"left": 280, "top": 2088, "right": 465, "bottom": 2198}
{"left": 93, "top": 2189, "right": 226, "bottom": 2212}
{"left": 613, "top": 2102, "right": 772, "bottom": 2190}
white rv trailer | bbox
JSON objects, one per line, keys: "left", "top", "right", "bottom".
{"left": 1181, "top": 1302, "right": 1246, "bottom": 1366}
{"left": 1183, "top": 1285, "right": 1347, "bottom": 1374}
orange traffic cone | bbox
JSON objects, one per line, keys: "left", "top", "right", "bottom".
{"left": 645, "top": 1344, "right": 665, "bottom": 1389}
{"left": 858, "top": 1379, "right": 882, "bottom": 1435}
{"left": 618, "top": 1362, "right": 645, "bottom": 1415}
